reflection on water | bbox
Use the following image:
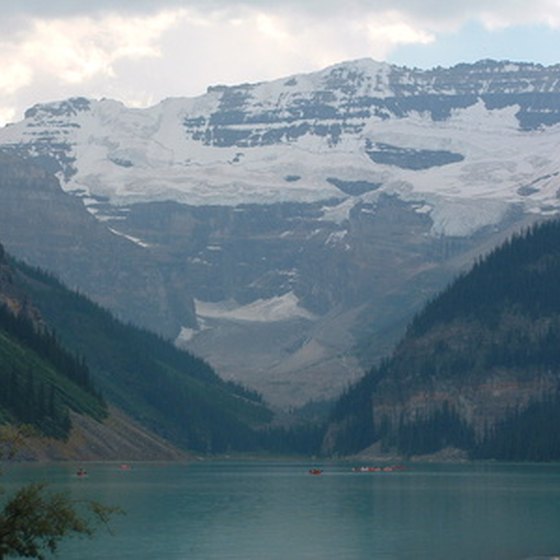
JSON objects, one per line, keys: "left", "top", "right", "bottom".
{"left": 2, "top": 461, "right": 560, "bottom": 560}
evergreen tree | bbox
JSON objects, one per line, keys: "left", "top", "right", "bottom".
{"left": 326, "top": 218, "right": 560, "bottom": 460}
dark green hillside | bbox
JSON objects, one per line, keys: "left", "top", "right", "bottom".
{"left": 14, "top": 260, "right": 273, "bottom": 453}
{"left": 0, "top": 252, "right": 106, "bottom": 439}
{"left": 324, "top": 220, "right": 560, "bottom": 461}
{"left": 408, "top": 221, "right": 560, "bottom": 336}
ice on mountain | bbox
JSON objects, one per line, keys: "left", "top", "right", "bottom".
{"left": 2, "top": 59, "right": 560, "bottom": 238}
{"left": 194, "top": 292, "right": 315, "bottom": 323}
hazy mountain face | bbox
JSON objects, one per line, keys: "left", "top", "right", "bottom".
{"left": 0, "top": 59, "right": 557, "bottom": 406}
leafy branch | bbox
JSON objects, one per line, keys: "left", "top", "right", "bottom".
{"left": 0, "top": 426, "right": 123, "bottom": 559}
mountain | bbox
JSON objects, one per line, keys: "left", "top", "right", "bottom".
{"left": 0, "top": 244, "right": 273, "bottom": 456}
{"left": 0, "top": 152, "right": 196, "bottom": 338}
{"left": 0, "top": 59, "right": 557, "bottom": 406}
{"left": 323, "top": 219, "right": 560, "bottom": 461}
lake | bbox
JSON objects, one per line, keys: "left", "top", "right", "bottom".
{"left": 2, "top": 461, "right": 560, "bottom": 560}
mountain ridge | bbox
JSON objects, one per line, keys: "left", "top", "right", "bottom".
{"left": 323, "top": 219, "right": 560, "bottom": 460}
{"left": 3, "top": 57, "right": 560, "bottom": 221}
{"left": 0, "top": 58, "right": 557, "bottom": 405}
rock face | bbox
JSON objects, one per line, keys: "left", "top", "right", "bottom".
{"left": 0, "top": 154, "right": 196, "bottom": 337}
{"left": 0, "top": 59, "right": 559, "bottom": 406}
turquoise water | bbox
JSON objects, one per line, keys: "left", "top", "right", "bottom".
{"left": 2, "top": 461, "right": 560, "bottom": 559}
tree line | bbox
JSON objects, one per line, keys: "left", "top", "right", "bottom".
{"left": 322, "top": 218, "right": 560, "bottom": 460}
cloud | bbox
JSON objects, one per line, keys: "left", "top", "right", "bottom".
{"left": 0, "top": 62, "right": 32, "bottom": 95}
{"left": 5, "top": 1, "right": 560, "bottom": 27}
{"left": 0, "top": 9, "right": 184, "bottom": 121}
{"left": 0, "top": 4, "right": 436, "bottom": 106}
{"left": 5, "top": 10, "right": 182, "bottom": 83}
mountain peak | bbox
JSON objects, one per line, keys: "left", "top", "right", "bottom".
{"left": 24, "top": 96, "right": 92, "bottom": 120}
{"left": 322, "top": 57, "right": 391, "bottom": 73}
{"left": 2, "top": 58, "right": 560, "bottom": 229}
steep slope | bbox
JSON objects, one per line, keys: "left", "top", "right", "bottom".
{"left": 0, "top": 244, "right": 106, "bottom": 440}
{"left": 0, "top": 59, "right": 558, "bottom": 405}
{"left": 0, "top": 247, "right": 186, "bottom": 461}
{"left": 13, "top": 259, "right": 273, "bottom": 453}
{"left": 0, "top": 153, "right": 196, "bottom": 338}
{"left": 323, "top": 219, "right": 560, "bottom": 460}
{"left": 0, "top": 243, "right": 273, "bottom": 456}
{"left": 2, "top": 59, "right": 559, "bottom": 215}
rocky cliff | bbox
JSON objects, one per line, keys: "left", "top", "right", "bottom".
{"left": 0, "top": 153, "right": 196, "bottom": 336}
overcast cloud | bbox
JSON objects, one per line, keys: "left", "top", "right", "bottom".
{"left": 0, "top": 0, "right": 559, "bottom": 125}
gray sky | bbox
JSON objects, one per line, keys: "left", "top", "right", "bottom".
{"left": 1, "top": 0, "right": 559, "bottom": 125}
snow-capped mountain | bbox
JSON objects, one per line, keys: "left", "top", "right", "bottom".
{"left": 0, "top": 59, "right": 558, "bottom": 405}
{"left": 2, "top": 59, "right": 560, "bottom": 230}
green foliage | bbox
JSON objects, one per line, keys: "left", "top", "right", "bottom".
{"left": 474, "top": 391, "right": 560, "bottom": 461}
{"left": 0, "top": 305, "right": 97, "bottom": 395}
{"left": 325, "top": 370, "right": 381, "bottom": 455}
{"left": 0, "top": 485, "right": 122, "bottom": 560}
{"left": 0, "top": 426, "right": 122, "bottom": 560}
{"left": 0, "top": 483, "right": 89, "bottom": 559}
{"left": 259, "top": 423, "right": 325, "bottom": 456}
{"left": 408, "top": 220, "right": 560, "bottom": 337}
{"left": 389, "top": 403, "right": 475, "bottom": 457}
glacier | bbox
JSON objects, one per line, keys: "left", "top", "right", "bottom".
{"left": 1, "top": 59, "right": 560, "bottom": 237}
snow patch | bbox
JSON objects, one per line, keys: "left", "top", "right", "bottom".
{"left": 176, "top": 327, "right": 197, "bottom": 343}
{"left": 320, "top": 199, "right": 356, "bottom": 224}
{"left": 428, "top": 198, "right": 511, "bottom": 237}
{"left": 107, "top": 227, "right": 151, "bottom": 248}
{"left": 414, "top": 204, "right": 432, "bottom": 214}
{"left": 3, "top": 63, "right": 560, "bottom": 236}
{"left": 325, "top": 230, "right": 348, "bottom": 247}
{"left": 195, "top": 292, "right": 315, "bottom": 323}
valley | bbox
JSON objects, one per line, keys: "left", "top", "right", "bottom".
{"left": 0, "top": 58, "right": 558, "bottom": 407}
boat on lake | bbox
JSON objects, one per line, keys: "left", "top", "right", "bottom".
{"left": 352, "top": 465, "right": 406, "bottom": 473}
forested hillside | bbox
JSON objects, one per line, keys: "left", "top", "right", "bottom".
{"left": 14, "top": 260, "right": 273, "bottom": 453}
{"left": 323, "top": 220, "right": 560, "bottom": 461}
{"left": 0, "top": 245, "right": 106, "bottom": 439}
{"left": 0, "top": 244, "right": 274, "bottom": 454}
